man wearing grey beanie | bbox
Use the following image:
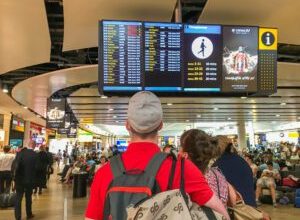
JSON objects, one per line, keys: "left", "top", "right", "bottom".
{"left": 85, "top": 91, "right": 229, "bottom": 220}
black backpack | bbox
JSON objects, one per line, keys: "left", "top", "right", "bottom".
{"left": 104, "top": 152, "right": 176, "bottom": 220}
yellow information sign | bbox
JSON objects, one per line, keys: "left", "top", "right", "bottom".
{"left": 259, "top": 28, "right": 278, "bottom": 50}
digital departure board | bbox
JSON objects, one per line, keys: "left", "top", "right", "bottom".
{"left": 144, "top": 22, "right": 183, "bottom": 92}
{"left": 183, "top": 25, "right": 222, "bottom": 92}
{"left": 100, "top": 21, "right": 143, "bottom": 92}
{"left": 222, "top": 26, "right": 258, "bottom": 93}
{"left": 98, "top": 20, "right": 277, "bottom": 96}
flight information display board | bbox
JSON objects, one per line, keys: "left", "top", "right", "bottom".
{"left": 183, "top": 25, "right": 222, "bottom": 92}
{"left": 100, "top": 21, "right": 143, "bottom": 92}
{"left": 144, "top": 22, "right": 183, "bottom": 92}
{"left": 99, "top": 20, "right": 277, "bottom": 96}
{"left": 222, "top": 26, "right": 258, "bottom": 92}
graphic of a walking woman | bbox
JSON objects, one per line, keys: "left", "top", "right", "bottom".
{"left": 198, "top": 39, "right": 206, "bottom": 57}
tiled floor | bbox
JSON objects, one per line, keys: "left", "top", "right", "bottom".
{"left": 1, "top": 171, "right": 300, "bottom": 220}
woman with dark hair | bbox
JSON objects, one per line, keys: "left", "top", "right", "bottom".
{"left": 213, "top": 135, "right": 256, "bottom": 207}
{"left": 180, "top": 129, "right": 229, "bottom": 207}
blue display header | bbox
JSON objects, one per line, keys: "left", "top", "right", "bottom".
{"left": 184, "top": 25, "right": 221, "bottom": 34}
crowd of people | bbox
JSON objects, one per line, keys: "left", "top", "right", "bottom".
{"left": 1, "top": 91, "right": 300, "bottom": 220}
{"left": 0, "top": 143, "right": 54, "bottom": 220}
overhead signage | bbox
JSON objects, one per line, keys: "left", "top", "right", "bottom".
{"left": 183, "top": 25, "right": 222, "bottom": 92}
{"left": 11, "top": 116, "right": 25, "bottom": 132}
{"left": 99, "top": 20, "right": 277, "bottom": 96}
{"left": 258, "top": 28, "right": 278, "bottom": 94}
{"left": 67, "top": 123, "right": 77, "bottom": 138}
{"left": 144, "top": 22, "right": 183, "bottom": 92}
{"left": 46, "top": 98, "right": 66, "bottom": 129}
{"left": 222, "top": 26, "right": 258, "bottom": 92}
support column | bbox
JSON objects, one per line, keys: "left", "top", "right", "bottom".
{"left": 248, "top": 121, "right": 255, "bottom": 150}
{"left": 3, "top": 114, "right": 11, "bottom": 146}
{"left": 23, "top": 121, "right": 31, "bottom": 147}
{"left": 237, "top": 121, "right": 247, "bottom": 150}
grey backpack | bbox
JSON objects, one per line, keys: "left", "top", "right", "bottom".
{"left": 104, "top": 152, "right": 175, "bottom": 220}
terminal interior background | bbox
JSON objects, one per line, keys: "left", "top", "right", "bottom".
{"left": 0, "top": 0, "right": 300, "bottom": 219}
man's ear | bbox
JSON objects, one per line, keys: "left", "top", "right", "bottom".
{"left": 125, "top": 120, "right": 131, "bottom": 132}
{"left": 158, "top": 121, "right": 163, "bottom": 131}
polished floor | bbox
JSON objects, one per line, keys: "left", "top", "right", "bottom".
{"left": 1, "top": 170, "right": 300, "bottom": 220}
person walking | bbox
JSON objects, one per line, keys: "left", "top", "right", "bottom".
{"left": 0, "top": 145, "right": 15, "bottom": 193}
{"left": 85, "top": 91, "right": 229, "bottom": 220}
{"left": 13, "top": 141, "right": 37, "bottom": 220}
{"left": 45, "top": 147, "right": 54, "bottom": 182}
{"left": 56, "top": 149, "right": 62, "bottom": 168}
{"left": 34, "top": 146, "right": 49, "bottom": 194}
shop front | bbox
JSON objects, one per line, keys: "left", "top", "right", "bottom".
{"left": 30, "top": 122, "right": 46, "bottom": 148}
{"left": 9, "top": 115, "right": 25, "bottom": 149}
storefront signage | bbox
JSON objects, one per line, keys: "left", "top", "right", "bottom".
{"left": 46, "top": 98, "right": 66, "bottom": 128}
{"left": 11, "top": 116, "right": 25, "bottom": 132}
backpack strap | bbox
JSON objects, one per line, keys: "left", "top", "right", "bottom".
{"left": 110, "top": 154, "right": 125, "bottom": 178}
{"left": 144, "top": 152, "right": 168, "bottom": 177}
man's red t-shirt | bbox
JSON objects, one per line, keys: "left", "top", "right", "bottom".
{"left": 85, "top": 142, "right": 213, "bottom": 220}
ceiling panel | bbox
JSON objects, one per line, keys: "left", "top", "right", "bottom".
{"left": 0, "top": 0, "right": 51, "bottom": 74}
{"left": 12, "top": 65, "right": 97, "bottom": 116}
{"left": 11, "top": 62, "right": 300, "bottom": 125}
{"left": 63, "top": 0, "right": 177, "bottom": 51}
{"left": 0, "top": 91, "right": 45, "bottom": 126}
{"left": 198, "top": 0, "right": 300, "bottom": 45}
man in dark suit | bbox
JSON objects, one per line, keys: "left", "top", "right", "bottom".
{"left": 13, "top": 141, "right": 37, "bottom": 220}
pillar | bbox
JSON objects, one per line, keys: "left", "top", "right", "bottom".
{"left": 248, "top": 121, "right": 255, "bottom": 150}
{"left": 3, "top": 114, "right": 11, "bottom": 146}
{"left": 23, "top": 121, "right": 31, "bottom": 147}
{"left": 237, "top": 121, "right": 247, "bottom": 150}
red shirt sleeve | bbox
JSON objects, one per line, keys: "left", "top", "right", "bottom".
{"left": 85, "top": 164, "right": 113, "bottom": 220}
{"left": 157, "top": 157, "right": 213, "bottom": 206}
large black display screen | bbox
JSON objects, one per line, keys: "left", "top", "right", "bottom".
{"left": 183, "top": 25, "right": 222, "bottom": 92}
{"left": 99, "top": 20, "right": 276, "bottom": 96}
{"left": 144, "top": 22, "right": 183, "bottom": 92}
{"left": 222, "top": 26, "right": 258, "bottom": 92}
{"left": 100, "top": 21, "right": 143, "bottom": 92}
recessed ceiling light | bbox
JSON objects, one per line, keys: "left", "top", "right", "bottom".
{"left": 213, "top": 107, "right": 219, "bottom": 111}
{"left": 276, "top": 114, "right": 280, "bottom": 117}
{"left": 228, "top": 117, "right": 232, "bottom": 120}
{"left": 113, "top": 115, "right": 117, "bottom": 118}
{"left": 197, "top": 114, "right": 201, "bottom": 118}
{"left": 108, "top": 108, "right": 114, "bottom": 111}
{"left": 280, "top": 103, "right": 286, "bottom": 106}
{"left": 101, "top": 95, "right": 108, "bottom": 99}
{"left": 241, "top": 97, "right": 247, "bottom": 99}
{"left": 115, "top": 121, "right": 119, "bottom": 123}
{"left": 167, "top": 103, "right": 173, "bottom": 106}
{"left": 186, "top": 120, "right": 190, "bottom": 122}
{"left": 252, "top": 110, "right": 256, "bottom": 113}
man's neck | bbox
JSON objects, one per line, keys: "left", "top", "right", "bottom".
{"left": 130, "top": 136, "right": 158, "bottom": 145}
